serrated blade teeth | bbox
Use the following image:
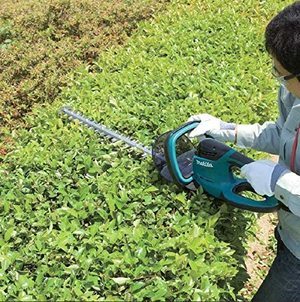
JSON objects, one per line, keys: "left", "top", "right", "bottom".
{"left": 60, "top": 107, "right": 152, "bottom": 156}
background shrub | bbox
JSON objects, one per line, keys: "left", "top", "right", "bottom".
{"left": 0, "top": 0, "right": 169, "bottom": 127}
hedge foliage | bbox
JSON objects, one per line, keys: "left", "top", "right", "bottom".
{"left": 0, "top": 0, "right": 169, "bottom": 127}
{"left": 0, "top": 0, "right": 290, "bottom": 300}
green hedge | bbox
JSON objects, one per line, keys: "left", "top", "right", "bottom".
{"left": 0, "top": 0, "right": 290, "bottom": 300}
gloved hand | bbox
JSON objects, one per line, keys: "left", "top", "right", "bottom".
{"left": 187, "top": 113, "right": 236, "bottom": 142}
{"left": 241, "top": 159, "right": 288, "bottom": 197}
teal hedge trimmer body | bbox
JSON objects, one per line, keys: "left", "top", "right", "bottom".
{"left": 61, "top": 107, "right": 281, "bottom": 213}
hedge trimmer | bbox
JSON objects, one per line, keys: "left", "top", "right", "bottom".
{"left": 60, "top": 106, "right": 280, "bottom": 213}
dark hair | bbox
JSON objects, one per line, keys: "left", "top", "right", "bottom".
{"left": 265, "top": 1, "right": 300, "bottom": 75}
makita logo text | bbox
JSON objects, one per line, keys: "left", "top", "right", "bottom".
{"left": 196, "top": 160, "right": 213, "bottom": 168}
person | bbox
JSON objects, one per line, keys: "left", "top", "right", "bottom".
{"left": 187, "top": 2, "right": 300, "bottom": 301}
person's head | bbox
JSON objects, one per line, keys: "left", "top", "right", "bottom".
{"left": 265, "top": 1, "right": 300, "bottom": 98}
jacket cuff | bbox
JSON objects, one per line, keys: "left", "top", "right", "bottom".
{"left": 274, "top": 163, "right": 300, "bottom": 217}
{"left": 235, "top": 124, "right": 260, "bottom": 148}
{"left": 274, "top": 171, "right": 296, "bottom": 208}
{"left": 270, "top": 164, "right": 288, "bottom": 192}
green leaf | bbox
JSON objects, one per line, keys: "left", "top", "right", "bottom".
{"left": 112, "top": 277, "right": 131, "bottom": 285}
{"left": 4, "top": 226, "right": 14, "bottom": 241}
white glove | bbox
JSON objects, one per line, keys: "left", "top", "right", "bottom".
{"left": 187, "top": 113, "right": 236, "bottom": 142}
{"left": 241, "top": 159, "right": 288, "bottom": 197}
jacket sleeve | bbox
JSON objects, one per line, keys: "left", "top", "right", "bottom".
{"left": 236, "top": 120, "right": 282, "bottom": 154}
{"left": 275, "top": 171, "right": 300, "bottom": 217}
{"left": 235, "top": 86, "right": 285, "bottom": 155}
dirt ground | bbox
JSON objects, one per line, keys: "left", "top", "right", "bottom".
{"left": 243, "top": 213, "right": 277, "bottom": 296}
